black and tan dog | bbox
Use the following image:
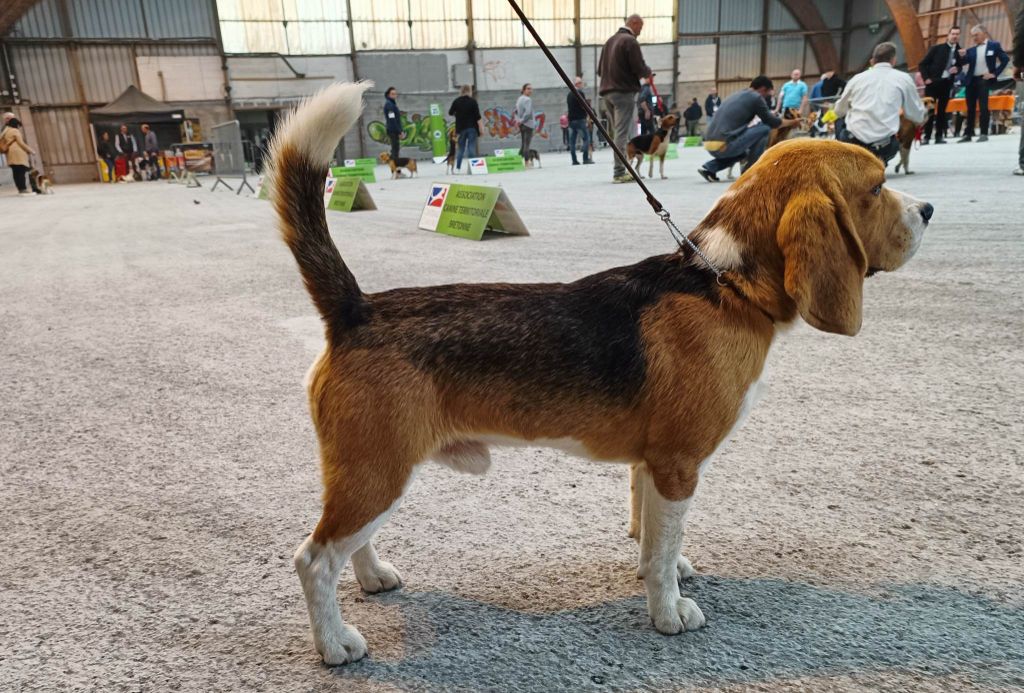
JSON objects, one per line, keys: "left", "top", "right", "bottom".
{"left": 523, "top": 148, "right": 542, "bottom": 168}
{"left": 627, "top": 113, "right": 679, "bottom": 179}
{"left": 268, "top": 83, "right": 932, "bottom": 666}
{"left": 444, "top": 128, "right": 457, "bottom": 174}
{"left": 378, "top": 151, "right": 417, "bottom": 178}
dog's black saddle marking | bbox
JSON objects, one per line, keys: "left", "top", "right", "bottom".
{"left": 395, "top": 157, "right": 414, "bottom": 167}
{"left": 629, "top": 129, "right": 669, "bottom": 153}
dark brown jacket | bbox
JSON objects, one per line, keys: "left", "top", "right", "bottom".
{"left": 597, "top": 28, "right": 651, "bottom": 95}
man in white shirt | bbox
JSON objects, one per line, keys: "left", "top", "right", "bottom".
{"left": 834, "top": 42, "right": 926, "bottom": 165}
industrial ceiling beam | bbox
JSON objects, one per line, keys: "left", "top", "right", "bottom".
{"left": 0, "top": 0, "right": 40, "bottom": 37}
{"left": 777, "top": 0, "right": 842, "bottom": 72}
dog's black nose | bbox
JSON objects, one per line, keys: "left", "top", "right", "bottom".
{"left": 920, "top": 203, "right": 934, "bottom": 223}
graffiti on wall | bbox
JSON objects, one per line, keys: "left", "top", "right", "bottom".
{"left": 483, "top": 107, "right": 548, "bottom": 140}
{"left": 367, "top": 106, "right": 549, "bottom": 149}
{"left": 366, "top": 113, "right": 454, "bottom": 151}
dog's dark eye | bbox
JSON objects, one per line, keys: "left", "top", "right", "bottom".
{"left": 870, "top": 184, "right": 883, "bottom": 196}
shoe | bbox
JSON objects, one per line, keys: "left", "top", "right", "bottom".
{"left": 977, "top": 135, "right": 988, "bottom": 142}
{"left": 583, "top": 160, "right": 594, "bottom": 165}
{"left": 934, "top": 139, "right": 947, "bottom": 144}
{"left": 1013, "top": 168, "right": 1024, "bottom": 176}
{"left": 921, "top": 140, "right": 929, "bottom": 146}
{"left": 572, "top": 161, "right": 580, "bottom": 165}
{"left": 697, "top": 167, "right": 719, "bottom": 183}
{"left": 957, "top": 136, "right": 972, "bottom": 143}
{"left": 612, "top": 174, "right": 633, "bottom": 184}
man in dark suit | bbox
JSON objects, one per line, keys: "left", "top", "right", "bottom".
{"left": 918, "top": 26, "right": 963, "bottom": 144}
{"left": 958, "top": 24, "right": 1010, "bottom": 142}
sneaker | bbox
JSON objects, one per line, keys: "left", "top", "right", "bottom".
{"left": 583, "top": 160, "right": 594, "bottom": 165}
{"left": 977, "top": 135, "right": 988, "bottom": 142}
{"left": 921, "top": 140, "right": 929, "bottom": 146}
{"left": 934, "top": 139, "right": 947, "bottom": 144}
{"left": 697, "top": 167, "right": 719, "bottom": 183}
{"left": 1013, "top": 168, "right": 1024, "bottom": 176}
{"left": 612, "top": 174, "right": 633, "bottom": 184}
{"left": 957, "top": 136, "right": 972, "bottom": 143}
{"left": 572, "top": 161, "right": 580, "bottom": 165}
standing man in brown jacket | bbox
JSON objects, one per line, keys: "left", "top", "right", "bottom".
{"left": 598, "top": 14, "right": 652, "bottom": 183}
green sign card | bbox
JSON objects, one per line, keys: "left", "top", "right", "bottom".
{"left": 644, "top": 142, "right": 679, "bottom": 161}
{"left": 418, "top": 182, "right": 528, "bottom": 241}
{"left": 326, "top": 176, "right": 376, "bottom": 212}
{"left": 331, "top": 158, "right": 376, "bottom": 183}
{"left": 681, "top": 136, "right": 703, "bottom": 148}
{"left": 467, "top": 156, "right": 525, "bottom": 175}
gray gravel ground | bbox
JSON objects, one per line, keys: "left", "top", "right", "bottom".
{"left": 1, "top": 135, "right": 1022, "bottom": 693}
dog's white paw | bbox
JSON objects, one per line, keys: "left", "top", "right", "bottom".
{"left": 356, "top": 560, "right": 403, "bottom": 594}
{"left": 650, "top": 597, "right": 706, "bottom": 635}
{"left": 677, "top": 554, "right": 696, "bottom": 581}
{"left": 318, "top": 623, "right": 367, "bottom": 666}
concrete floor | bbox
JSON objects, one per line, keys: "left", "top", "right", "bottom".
{"left": 1, "top": 134, "right": 1022, "bottom": 693}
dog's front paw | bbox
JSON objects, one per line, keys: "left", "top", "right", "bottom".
{"left": 650, "top": 597, "right": 705, "bottom": 635}
{"left": 319, "top": 624, "right": 367, "bottom": 666}
{"left": 356, "top": 560, "right": 403, "bottom": 594}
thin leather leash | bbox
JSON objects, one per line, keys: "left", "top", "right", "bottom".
{"left": 504, "top": 0, "right": 727, "bottom": 286}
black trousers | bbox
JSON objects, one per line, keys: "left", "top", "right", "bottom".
{"left": 964, "top": 76, "right": 990, "bottom": 138}
{"left": 11, "top": 164, "right": 29, "bottom": 192}
{"left": 840, "top": 131, "right": 899, "bottom": 166}
{"left": 922, "top": 78, "right": 953, "bottom": 141}
{"left": 388, "top": 132, "right": 400, "bottom": 159}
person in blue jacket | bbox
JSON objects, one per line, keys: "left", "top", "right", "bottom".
{"left": 958, "top": 24, "right": 1010, "bottom": 142}
{"left": 383, "top": 87, "right": 402, "bottom": 159}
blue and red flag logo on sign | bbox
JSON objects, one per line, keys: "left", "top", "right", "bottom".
{"left": 427, "top": 186, "right": 447, "bottom": 207}
{"left": 470, "top": 159, "right": 486, "bottom": 170}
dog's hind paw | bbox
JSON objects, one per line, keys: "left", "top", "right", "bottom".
{"left": 677, "top": 554, "right": 696, "bottom": 581}
{"left": 356, "top": 560, "right": 403, "bottom": 594}
{"left": 651, "top": 597, "right": 706, "bottom": 635}
{"left": 319, "top": 624, "right": 368, "bottom": 666}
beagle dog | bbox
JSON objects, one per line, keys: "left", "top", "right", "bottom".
{"left": 627, "top": 113, "right": 679, "bottom": 179}
{"left": 268, "top": 83, "right": 932, "bottom": 666}
{"left": 444, "top": 128, "right": 457, "bottom": 174}
{"left": 378, "top": 151, "right": 417, "bottom": 178}
{"left": 894, "top": 96, "right": 935, "bottom": 175}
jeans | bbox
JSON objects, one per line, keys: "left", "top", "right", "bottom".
{"left": 519, "top": 125, "right": 534, "bottom": 161}
{"left": 1019, "top": 122, "right": 1024, "bottom": 169}
{"left": 603, "top": 91, "right": 637, "bottom": 177}
{"left": 388, "top": 131, "right": 401, "bottom": 159}
{"left": 685, "top": 120, "right": 699, "bottom": 137}
{"left": 456, "top": 128, "right": 478, "bottom": 169}
{"left": 702, "top": 124, "right": 772, "bottom": 174}
{"left": 568, "top": 119, "right": 591, "bottom": 163}
{"left": 964, "top": 76, "right": 990, "bottom": 137}
{"left": 923, "top": 78, "right": 953, "bottom": 141}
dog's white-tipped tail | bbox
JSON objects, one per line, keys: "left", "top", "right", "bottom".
{"left": 268, "top": 81, "right": 374, "bottom": 338}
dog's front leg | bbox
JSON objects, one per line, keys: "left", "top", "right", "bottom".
{"left": 636, "top": 466, "right": 705, "bottom": 634}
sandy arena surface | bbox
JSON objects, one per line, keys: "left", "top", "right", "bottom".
{"left": 1, "top": 135, "right": 1022, "bottom": 692}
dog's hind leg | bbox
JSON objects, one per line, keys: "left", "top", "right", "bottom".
{"left": 636, "top": 465, "right": 703, "bottom": 634}
{"left": 628, "top": 463, "right": 644, "bottom": 540}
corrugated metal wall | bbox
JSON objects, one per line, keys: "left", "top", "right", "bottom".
{"left": 32, "top": 107, "right": 92, "bottom": 165}
{"left": 8, "top": 0, "right": 62, "bottom": 38}
{"left": 10, "top": 45, "right": 77, "bottom": 104}
{"left": 78, "top": 45, "right": 137, "bottom": 103}
{"left": 144, "top": 0, "right": 217, "bottom": 39}
{"left": 68, "top": 0, "right": 148, "bottom": 39}
{"left": 679, "top": 0, "right": 720, "bottom": 34}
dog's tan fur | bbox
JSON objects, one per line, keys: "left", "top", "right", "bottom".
{"left": 378, "top": 151, "right": 417, "bottom": 178}
{"left": 269, "top": 83, "right": 931, "bottom": 665}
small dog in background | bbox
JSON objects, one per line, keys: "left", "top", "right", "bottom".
{"left": 444, "top": 129, "right": 458, "bottom": 174}
{"left": 627, "top": 113, "right": 679, "bottom": 179}
{"left": 378, "top": 152, "right": 418, "bottom": 179}
{"left": 894, "top": 96, "right": 935, "bottom": 175}
{"left": 30, "top": 167, "right": 53, "bottom": 193}
{"left": 523, "top": 149, "right": 542, "bottom": 168}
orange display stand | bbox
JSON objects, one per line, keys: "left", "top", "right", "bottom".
{"left": 946, "top": 95, "right": 1016, "bottom": 113}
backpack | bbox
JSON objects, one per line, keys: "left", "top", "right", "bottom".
{"left": 0, "top": 130, "right": 10, "bottom": 155}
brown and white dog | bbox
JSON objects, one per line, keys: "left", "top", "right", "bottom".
{"left": 627, "top": 113, "right": 679, "bottom": 179}
{"left": 268, "top": 83, "right": 932, "bottom": 666}
{"left": 894, "top": 96, "right": 935, "bottom": 175}
{"left": 378, "top": 151, "right": 417, "bottom": 178}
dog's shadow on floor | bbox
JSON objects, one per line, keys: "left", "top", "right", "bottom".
{"left": 323, "top": 576, "right": 1024, "bottom": 691}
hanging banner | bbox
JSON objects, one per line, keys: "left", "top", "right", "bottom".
{"left": 326, "top": 176, "right": 376, "bottom": 212}
{"left": 429, "top": 104, "right": 448, "bottom": 163}
{"left": 418, "top": 182, "right": 528, "bottom": 241}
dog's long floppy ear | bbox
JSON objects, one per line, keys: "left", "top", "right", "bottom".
{"left": 777, "top": 184, "right": 868, "bottom": 336}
